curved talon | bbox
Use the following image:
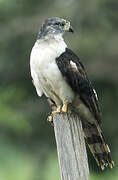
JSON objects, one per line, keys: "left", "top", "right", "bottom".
{"left": 52, "top": 106, "right": 61, "bottom": 115}
{"left": 47, "top": 116, "right": 54, "bottom": 126}
{"left": 48, "top": 104, "right": 72, "bottom": 123}
{"left": 48, "top": 115, "right": 53, "bottom": 123}
{"left": 48, "top": 106, "right": 61, "bottom": 123}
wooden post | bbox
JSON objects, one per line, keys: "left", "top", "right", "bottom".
{"left": 53, "top": 113, "right": 89, "bottom": 180}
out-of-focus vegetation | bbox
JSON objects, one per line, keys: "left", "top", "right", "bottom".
{"left": 0, "top": 0, "right": 118, "bottom": 179}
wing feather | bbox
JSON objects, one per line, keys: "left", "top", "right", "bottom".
{"left": 56, "top": 48, "right": 101, "bottom": 123}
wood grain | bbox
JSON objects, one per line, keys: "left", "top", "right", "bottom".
{"left": 53, "top": 113, "right": 89, "bottom": 180}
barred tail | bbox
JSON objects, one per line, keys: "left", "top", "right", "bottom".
{"left": 47, "top": 98, "right": 114, "bottom": 169}
{"left": 82, "top": 121, "right": 114, "bottom": 170}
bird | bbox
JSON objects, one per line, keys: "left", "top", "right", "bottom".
{"left": 30, "top": 17, "right": 114, "bottom": 170}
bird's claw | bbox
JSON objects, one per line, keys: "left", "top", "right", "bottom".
{"left": 48, "top": 104, "right": 72, "bottom": 123}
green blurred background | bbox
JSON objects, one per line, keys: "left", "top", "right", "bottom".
{"left": 0, "top": 0, "right": 118, "bottom": 179}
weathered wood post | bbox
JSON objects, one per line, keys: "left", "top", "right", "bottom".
{"left": 53, "top": 113, "right": 89, "bottom": 180}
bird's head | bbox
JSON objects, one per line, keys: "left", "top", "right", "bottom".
{"left": 38, "top": 17, "right": 74, "bottom": 40}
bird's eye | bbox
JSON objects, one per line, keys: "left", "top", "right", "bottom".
{"left": 54, "top": 22, "right": 65, "bottom": 26}
{"left": 61, "top": 22, "right": 65, "bottom": 26}
{"left": 54, "top": 22, "right": 60, "bottom": 25}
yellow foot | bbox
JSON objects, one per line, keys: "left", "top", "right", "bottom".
{"left": 48, "top": 104, "right": 72, "bottom": 123}
{"left": 61, "top": 104, "right": 72, "bottom": 114}
{"left": 62, "top": 104, "right": 68, "bottom": 113}
{"left": 48, "top": 115, "right": 53, "bottom": 123}
{"left": 52, "top": 106, "right": 61, "bottom": 115}
{"left": 48, "top": 106, "right": 61, "bottom": 123}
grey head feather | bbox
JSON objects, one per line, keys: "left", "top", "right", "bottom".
{"left": 37, "top": 17, "right": 74, "bottom": 40}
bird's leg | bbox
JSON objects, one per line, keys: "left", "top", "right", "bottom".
{"left": 62, "top": 104, "right": 68, "bottom": 113}
{"left": 48, "top": 104, "right": 72, "bottom": 123}
{"left": 52, "top": 106, "right": 62, "bottom": 115}
{"left": 61, "top": 103, "right": 72, "bottom": 114}
{"left": 48, "top": 106, "right": 61, "bottom": 123}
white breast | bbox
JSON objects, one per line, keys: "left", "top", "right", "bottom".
{"left": 30, "top": 37, "right": 75, "bottom": 106}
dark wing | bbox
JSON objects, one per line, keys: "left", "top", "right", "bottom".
{"left": 56, "top": 48, "right": 101, "bottom": 123}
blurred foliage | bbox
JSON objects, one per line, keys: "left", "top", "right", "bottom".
{"left": 0, "top": 0, "right": 118, "bottom": 179}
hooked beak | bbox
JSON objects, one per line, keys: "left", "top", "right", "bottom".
{"left": 69, "top": 26, "right": 74, "bottom": 33}
{"left": 64, "top": 21, "right": 74, "bottom": 33}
